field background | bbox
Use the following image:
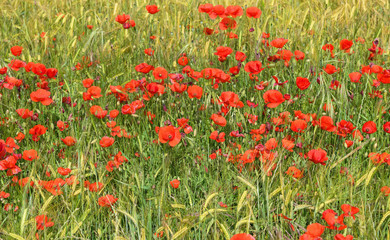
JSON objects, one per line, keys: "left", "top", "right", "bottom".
{"left": 0, "top": 0, "right": 390, "bottom": 239}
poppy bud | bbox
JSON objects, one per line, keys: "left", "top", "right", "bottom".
{"left": 31, "top": 113, "right": 39, "bottom": 121}
{"left": 266, "top": 122, "right": 272, "bottom": 132}
{"left": 123, "top": 22, "right": 131, "bottom": 29}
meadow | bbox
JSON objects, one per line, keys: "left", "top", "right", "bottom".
{"left": 0, "top": 0, "right": 390, "bottom": 239}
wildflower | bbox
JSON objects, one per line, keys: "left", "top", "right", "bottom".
{"left": 170, "top": 179, "right": 180, "bottom": 189}
{"left": 35, "top": 215, "right": 54, "bottom": 230}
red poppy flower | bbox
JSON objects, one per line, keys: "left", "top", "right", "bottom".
{"left": 158, "top": 126, "right": 181, "bottom": 147}
{"left": 29, "top": 125, "right": 47, "bottom": 141}
{"left": 23, "top": 149, "right": 38, "bottom": 161}
{"left": 0, "top": 142, "right": 6, "bottom": 159}
{"left": 322, "top": 43, "right": 335, "bottom": 57}
{"left": 265, "top": 138, "right": 278, "bottom": 150}
{"left": 146, "top": 82, "right": 165, "bottom": 96}
{"left": 121, "top": 100, "right": 145, "bottom": 115}
{"left": 285, "top": 166, "right": 303, "bottom": 179}
{"left": 349, "top": 72, "right": 362, "bottom": 83}
{"left": 86, "top": 181, "right": 104, "bottom": 192}
{"left": 291, "top": 119, "right": 307, "bottom": 133}
{"left": 8, "top": 59, "right": 26, "bottom": 71}
{"left": 282, "top": 137, "right": 295, "bottom": 152}
{"left": 198, "top": 3, "right": 213, "bottom": 13}
{"left": 219, "top": 91, "right": 243, "bottom": 108}
{"left": 56, "top": 121, "right": 69, "bottom": 131}
{"left": 362, "top": 121, "right": 377, "bottom": 134}
{"left": 99, "top": 136, "right": 115, "bottom": 148}
{"left": 170, "top": 179, "right": 180, "bottom": 189}
{"left": 146, "top": 5, "right": 160, "bottom": 14}
{"left": 378, "top": 70, "right": 390, "bottom": 84}
{"left": 296, "top": 77, "right": 311, "bottom": 90}
{"left": 340, "top": 39, "right": 353, "bottom": 52}
{"left": 35, "top": 215, "right": 54, "bottom": 230}
{"left": 209, "top": 131, "right": 225, "bottom": 143}
{"left": 3, "top": 137, "right": 19, "bottom": 154}
{"left": 144, "top": 48, "right": 154, "bottom": 56}
{"left": 383, "top": 122, "right": 390, "bottom": 134}
{"left": 244, "top": 61, "right": 264, "bottom": 74}
{"left": 299, "top": 223, "right": 325, "bottom": 240}
{"left": 246, "top": 6, "right": 262, "bottom": 18}
{"left": 187, "top": 85, "right": 203, "bottom": 99}
{"left": 277, "top": 49, "right": 293, "bottom": 66}
{"left": 153, "top": 67, "right": 168, "bottom": 80}
{"left": 319, "top": 116, "right": 336, "bottom": 132}
{"left": 115, "top": 14, "right": 130, "bottom": 24}
{"left": 90, "top": 105, "right": 108, "bottom": 119}
{"left": 271, "top": 38, "right": 288, "bottom": 48}
{"left": 203, "top": 27, "right": 214, "bottom": 35}
{"left": 85, "top": 86, "right": 103, "bottom": 100}
{"left": 295, "top": 50, "right": 305, "bottom": 60}
{"left": 15, "top": 132, "right": 25, "bottom": 142}
{"left": 336, "top": 120, "right": 356, "bottom": 137}
{"left": 231, "top": 233, "right": 255, "bottom": 240}
{"left": 44, "top": 68, "right": 57, "bottom": 79}
{"left": 381, "top": 186, "right": 390, "bottom": 196}
{"left": 178, "top": 56, "right": 188, "bottom": 66}
{"left": 82, "top": 78, "right": 94, "bottom": 88}
{"left": 219, "top": 17, "right": 237, "bottom": 30}
{"left": 334, "top": 234, "right": 354, "bottom": 240}
{"left": 16, "top": 109, "right": 33, "bottom": 119}
{"left": 340, "top": 204, "right": 359, "bottom": 219}
{"left": 110, "top": 110, "right": 120, "bottom": 119}
{"left": 226, "top": 5, "right": 243, "bottom": 18}
{"left": 344, "top": 140, "right": 353, "bottom": 148}
{"left": 0, "top": 67, "right": 7, "bottom": 75}
{"left": 170, "top": 83, "right": 187, "bottom": 93}
{"left": 57, "top": 167, "right": 71, "bottom": 176}
{"left": 212, "top": 5, "right": 226, "bottom": 18}
{"left": 235, "top": 51, "right": 247, "bottom": 62}
{"left": 30, "top": 89, "right": 53, "bottom": 105}
{"left": 210, "top": 114, "right": 227, "bottom": 127}
{"left": 0, "top": 191, "right": 10, "bottom": 199}
{"left": 0, "top": 155, "right": 21, "bottom": 175}
{"left": 352, "top": 129, "right": 363, "bottom": 141}
{"left": 11, "top": 46, "right": 23, "bottom": 56}
{"left": 61, "top": 136, "right": 76, "bottom": 146}
{"left": 371, "top": 65, "right": 383, "bottom": 74}
{"left": 32, "top": 63, "right": 47, "bottom": 76}
{"left": 98, "top": 194, "right": 118, "bottom": 207}
{"left": 135, "top": 63, "right": 154, "bottom": 74}
{"left": 307, "top": 148, "right": 328, "bottom": 165}
{"left": 321, "top": 209, "right": 338, "bottom": 226}
{"left": 323, "top": 64, "right": 339, "bottom": 74}
{"left": 214, "top": 46, "right": 233, "bottom": 58}
{"left": 263, "top": 90, "right": 285, "bottom": 108}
